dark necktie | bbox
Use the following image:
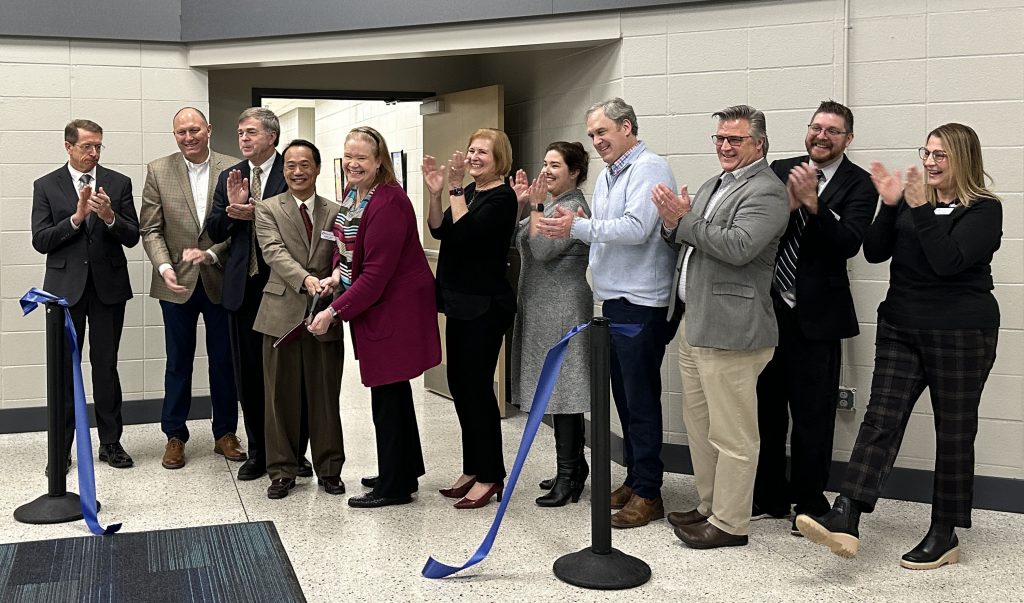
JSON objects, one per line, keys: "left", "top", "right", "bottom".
{"left": 300, "top": 203, "right": 313, "bottom": 242}
{"left": 247, "top": 167, "right": 263, "bottom": 276}
{"left": 774, "top": 170, "right": 826, "bottom": 293}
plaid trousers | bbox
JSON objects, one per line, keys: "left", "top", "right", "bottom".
{"left": 841, "top": 318, "right": 997, "bottom": 528}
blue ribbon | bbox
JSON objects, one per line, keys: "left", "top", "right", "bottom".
{"left": 20, "top": 287, "right": 122, "bottom": 536}
{"left": 422, "top": 320, "right": 641, "bottom": 579}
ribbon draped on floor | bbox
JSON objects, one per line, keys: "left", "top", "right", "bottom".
{"left": 422, "top": 320, "right": 640, "bottom": 579}
{"left": 20, "top": 287, "right": 122, "bottom": 536}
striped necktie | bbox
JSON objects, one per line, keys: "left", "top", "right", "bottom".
{"left": 773, "top": 169, "right": 826, "bottom": 294}
{"left": 247, "top": 167, "right": 263, "bottom": 277}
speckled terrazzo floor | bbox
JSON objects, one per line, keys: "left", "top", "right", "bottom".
{"left": 2, "top": 345, "right": 1022, "bottom": 602}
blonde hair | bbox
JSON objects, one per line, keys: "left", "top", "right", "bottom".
{"left": 925, "top": 123, "right": 1000, "bottom": 207}
{"left": 466, "top": 128, "right": 513, "bottom": 178}
{"left": 345, "top": 126, "right": 397, "bottom": 190}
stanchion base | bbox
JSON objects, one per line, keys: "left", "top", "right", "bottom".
{"left": 553, "top": 547, "right": 651, "bottom": 590}
{"left": 13, "top": 493, "right": 99, "bottom": 525}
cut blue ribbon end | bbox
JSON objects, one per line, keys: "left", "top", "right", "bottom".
{"left": 20, "top": 287, "right": 122, "bottom": 536}
{"left": 422, "top": 320, "right": 641, "bottom": 579}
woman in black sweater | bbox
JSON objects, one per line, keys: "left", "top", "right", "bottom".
{"left": 423, "top": 128, "right": 518, "bottom": 509}
{"left": 796, "top": 123, "right": 1002, "bottom": 570}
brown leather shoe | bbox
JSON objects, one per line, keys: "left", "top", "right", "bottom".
{"left": 610, "top": 484, "right": 634, "bottom": 510}
{"left": 162, "top": 437, "right": 186, "bottom": 470}
{"left": 674, "top": 520, "right": 748, "bottom": 549}
{"left": 667, "top": 508, "right": 709, "bottom": 527}
{"left": 214, "top": 433, "right": 248, "bottom": 462}
{"left": 611, "top": 494, "right": 664, "bottom": 529}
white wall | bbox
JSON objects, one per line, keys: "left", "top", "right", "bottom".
{"left": 0, "top": 37, "right": 210, "bottom": 409}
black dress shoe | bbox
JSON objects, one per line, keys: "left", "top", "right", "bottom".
{"left": 98, "top": 443, "right": 133, "bottom": 468}
{"left": 237, "top": 458, "right": 266, "bottom": 481}
{"left": 667, "top": 508, "right": 709, "bottom": 528}
{"left": 44, "top": 454, "right": 73, "bottom": 477}
{"left": 347, "top": 492, "right": 414, "bottom": 508}
{"left": 751, "top": 502, "right": 789, "bottom": 520}
{"left": 361, "top": 475, "right": 378, "bottom": 488}
{"left": 297, "top": 457, "right": 313, "bottom": 478}
{"left": 267, "top": 478, "right": 296, "bottom": 499}
{"left": 795, "top": 495, "right": 862, "bottom": 558}
{"left": 318, "top": 476, "right": 345, "bottom": 495}
{"left": 674, "top": 520, "right": 748, "bottom": 549}
{"left": 791, "top": 517, "right": 802, "bottom": 537}
{"left": 900, "top": 523, "right": 959, "bottom": 570}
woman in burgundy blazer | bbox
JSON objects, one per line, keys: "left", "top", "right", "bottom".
{"left": 309, "top": 127, "right": 441, "bottom": 508}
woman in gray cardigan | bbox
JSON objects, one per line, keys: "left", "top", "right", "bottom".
{"left": 511, "top": 141, "right": 593, "bottom": 507}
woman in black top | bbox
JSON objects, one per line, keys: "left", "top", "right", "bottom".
{"left": 423, "top": 128, "right": 518, "bottom": 509}
{"left": 796, "top": 123, "right": 1002, "bottom": 570}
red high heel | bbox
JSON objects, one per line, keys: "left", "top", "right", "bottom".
{"left": 454, "top": 482, "right": 504, "bottom": 509}
{"left": 439, "top": 478, "right": 477, "bottom": 499}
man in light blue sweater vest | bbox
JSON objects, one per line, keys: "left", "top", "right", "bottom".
{"left": 539, "top": 97, "right": 679, "bottom": 529}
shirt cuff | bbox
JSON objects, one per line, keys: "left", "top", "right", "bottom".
{"left": 104, "top": 215, "right": 116, "bottom": 228}
{"left": 206, "top": 250, "right": 219, "bottom": 265}
{"left": 158, "top": 263, "right": 172, "bottom": 276}
{"left": 70, "top": 216, "right": 81, "bottom": 230}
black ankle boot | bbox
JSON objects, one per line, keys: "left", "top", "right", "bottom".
{"left": 795, "top": 495, "right": 862, "bottom": 558}
{"left": 900, "top": 522, "right": 959, "bottom": 570}
{"left": 536, "top": 414, "right": 585, "bottom": 507}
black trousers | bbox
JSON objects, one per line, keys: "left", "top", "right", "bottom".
{"left": 228, "top": 275, "right": 308, "bottom": 467}
{"left": 841, "top": 318, "right": 997, "bottom": 528}
{"left": 64, "top": 275, "right": 126, "bottom": 448}
{"left": 754, "top": 296, "right": 842, "bottom": 517}
{"left": 371, "top": 380, "right": 425, "bottom": 497}
{"left": 445, "top": 304, "right": 513, "bottom": 483}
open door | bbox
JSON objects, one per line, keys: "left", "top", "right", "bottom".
{"left": 421, "top": 84, "right": 509, "bottom": 416}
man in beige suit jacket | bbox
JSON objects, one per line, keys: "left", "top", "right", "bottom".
{"left": 141, "top": 107, "right": 246, "bottom": 471}
{"left": 253, "top": 139, "right": 345, "bottom": 500}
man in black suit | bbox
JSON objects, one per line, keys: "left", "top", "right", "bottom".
{"left": 31, "top": 119, "right": 140, "bottom": 471}
{"left": 752, "top": 100, "right": 877, "bottom": 533}
{"left": 207, "top": 107, "right": 309, "bottom": 481}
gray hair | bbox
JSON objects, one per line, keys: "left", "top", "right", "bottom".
{"left": 712, "top": 104, "right": 769, "bottom": 155}
{"left": 237, "top": 107, "right": 280, "bottom": 146}
{"left": 586, "top": 97, "right": 639, "bottom": 136}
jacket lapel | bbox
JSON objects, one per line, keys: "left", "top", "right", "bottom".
{"left": 307, "top": 195, "right": 331, "bottom": 263}
{"left": 56, "top": 167, "right": 79, "bottom": 216}
{"left": 172, "top": 156, "right": 201, "bottom": 228}
{"left": 818, "top": 155, "right": 851, "bottom": 208}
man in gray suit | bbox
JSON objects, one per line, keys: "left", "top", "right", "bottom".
{"left": 652, "top": 104, "right": 788, "bottom": 549}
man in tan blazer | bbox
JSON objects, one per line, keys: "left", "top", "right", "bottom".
{"left": 141, "top": 107, "right": 246, "bottom": 470}
{"left": 253, "top": 139, "right": 345, "bottom": 500}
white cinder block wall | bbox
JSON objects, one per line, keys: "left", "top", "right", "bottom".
{"left": 0, "top": 37, "right": 210, "bottom": 410}
{"left": 491, "top": 0, "right": 1024, "bottom": 480}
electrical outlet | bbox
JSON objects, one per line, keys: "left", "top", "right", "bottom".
{"left": 838, "top": 387, "right": 856, "bottom": 411}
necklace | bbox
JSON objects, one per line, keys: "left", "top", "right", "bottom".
{"left": 467, "top": 179, "right": 501, "bottom": 207}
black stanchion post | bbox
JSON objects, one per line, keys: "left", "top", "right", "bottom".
{"left": 14, "top": 301, "right": 86, "bottom": 524}
{"left": 552, "top": 317, "right": 651, "bottom": 589}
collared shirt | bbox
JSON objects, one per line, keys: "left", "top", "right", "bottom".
{"left": 67, "top": 163, "right": 115, "bottom": 230}
{"left": 250, "top": 154, "right": 276, "bottom": 200}
{"left": 184, "top": 153, "right": 211, "bottom": 225}
{"left": 608, "top": 140, "right": 644, "bottom": 178}
{"left": 293, "top": 193, "right": 315, "bottom": 215}
{"left": 678, "top": 158, "right": 764, "bottom": 303}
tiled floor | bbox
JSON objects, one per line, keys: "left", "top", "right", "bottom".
{"left": 2, "top": 359, "right": 1023, "bottom": 602}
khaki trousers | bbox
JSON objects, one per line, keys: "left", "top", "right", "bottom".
{"left": 678, "top": 319, "right": 774, "bottom": 535}
{"left": 263, "top": 332, "right": 345, "bottom": 480}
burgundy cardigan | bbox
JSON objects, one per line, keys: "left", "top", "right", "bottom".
{"left": 330, "top": 183, "right": 441, "bottom": 387}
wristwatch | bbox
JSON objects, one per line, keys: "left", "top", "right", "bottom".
{"left": 449, "top": 186, "right": 464, "bottom": 197}
{"left": 327, "top": 306, "right": 338, "bottom": 319}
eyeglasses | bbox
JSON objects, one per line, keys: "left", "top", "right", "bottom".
{"left": 711, "top": 135, "right": 751, "bottom": 147}
{"left": 74, "top": 143, "right": 105, "bottom": 153}
{"left": 807, "top": 124, "right": 849, "bottom": 137}
{"left": 919, "top": 148, "right": 948, "bottom": 163}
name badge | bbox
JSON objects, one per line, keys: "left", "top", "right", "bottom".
{"left": 934, "top": 207, "right": 955, "bottom": 216}
{"left": 320, "top": 230, "right": 337, "bottom": 241}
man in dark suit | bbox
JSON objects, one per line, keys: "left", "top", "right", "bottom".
{"left": 752, "top": 100, "right": 878, "bottom": 533}
{"left": 31, "top": 119, "right": 140, "bottom": 471}
{"left": 207, "top": 107, "right": 309, "bottom": 481}
{"left": 141, "top": 107, "right": 244, "bottom": 470}
{"left": 253, "top": 139, "right": 345, "bottom": 499}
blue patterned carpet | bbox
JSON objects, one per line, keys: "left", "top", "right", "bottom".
{"left": 0, "top": 521, "right": 305, "bottom": 602}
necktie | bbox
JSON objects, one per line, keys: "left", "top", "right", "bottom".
{"left": 80, "top": 174, "right": 95, "bottom": 230}
{"left": 247, "top": 167, "right": 263, "bottom": 277}
{"left": 773, "top": 170, "right": 826, "bottom": 293}
{"left": 300, "top": 203, "right": 313, "bottom": 242}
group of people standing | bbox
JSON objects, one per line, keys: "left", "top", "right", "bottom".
{"left": 29, "top": 93, "right": 1002, "bottom": 569}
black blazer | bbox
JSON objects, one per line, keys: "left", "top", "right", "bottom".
{"left": 770, "top": 154, "right": 877, "bottom": 341}
{"left": 31, "top": 164, "right": 139, "bottom": 306}
{"left": 207, "top": 153, "right": 287, "bottom": 312}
